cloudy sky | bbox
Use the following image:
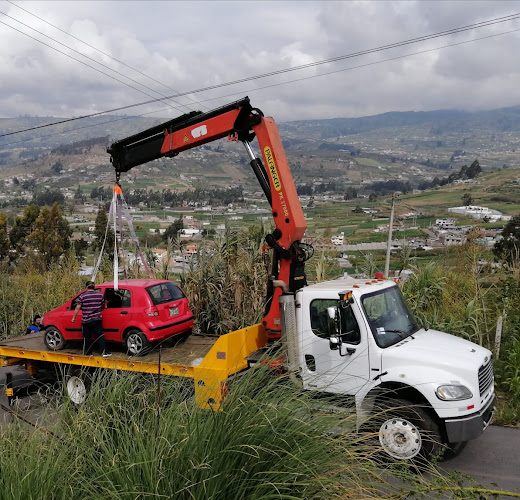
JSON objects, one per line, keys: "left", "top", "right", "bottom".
{"left": 1, "top": 0, "right": 520, "bottom": 123}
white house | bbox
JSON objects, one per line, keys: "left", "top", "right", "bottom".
{"left": 331, "top": 232, "right": 345, "bottom": 245}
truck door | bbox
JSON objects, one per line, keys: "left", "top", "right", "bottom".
{"left": 301, "top": 298, "right": 371, "bottom": 396}
{"left": 102, "top": 288, "right": 133, "bottom": 342}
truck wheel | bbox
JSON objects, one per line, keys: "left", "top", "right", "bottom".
{"left": 125, "top": 329, "right": 150, "bottom": 356}
{"left": 44, "top": 327, "right": 67, "bottom": 351}
{"left": 443, "top": 440, "right": 468, "bottom": 459}
{"left": 64, "top": 367, "right": 92, "bottom": 404}
{"left": 374, "top": 399, "right": 443, "bottom": 464}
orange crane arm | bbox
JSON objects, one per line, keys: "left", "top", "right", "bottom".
{"left": 108, "top": 97, "right": 310, "bottom": 338}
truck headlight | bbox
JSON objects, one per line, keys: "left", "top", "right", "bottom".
{"left": 436, "top": 385, "right": 473, "bottom": 401}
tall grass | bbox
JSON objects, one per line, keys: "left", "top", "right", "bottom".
{"left": 0, "top": 249, "right": 84, "bottom": 339}
{"left": 0, "top": 368, "right": 486, "bottom": 499}
{"left": 180, "top": 226, "right": 268, "bottom": 335}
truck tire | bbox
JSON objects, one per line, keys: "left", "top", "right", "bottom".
{"left": 443, "top": 440, "right": 468, "bottom": 459}
{"left": 125, "top": 329, "right": 151, "bottom": 356}
{"left": 371, "top": 398, "right": 443, "bottom": 465}
{"left": 44, "top": 327, "right": 67, "bottom": 351}
{"left": 64, "top": 367, "right": 92, "bottom": 405}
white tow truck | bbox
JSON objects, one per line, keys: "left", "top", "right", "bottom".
{"left": 0, "top": 97, "right": 495, "bottom": 462}
{"left": 277, "top": 275, "right": 495, "bottom": 460}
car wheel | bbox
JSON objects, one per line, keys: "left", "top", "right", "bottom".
{"left": 368, "top": 398, "right": 443, "bottom": 466}
{"left": 44, "top": 327, "right": 67, "bottom": 351}
{"left": 125, "top": 329, "right": 151, "bottom": 356}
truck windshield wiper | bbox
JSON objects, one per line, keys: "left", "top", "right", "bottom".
{"left": 383, "top": 329, "right": 415, "bottom": 340}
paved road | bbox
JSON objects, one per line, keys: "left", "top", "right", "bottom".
{"left": 441, "top": 425, "right": 520, "bottom": 495}
{"left": 1, "top": 366, "right": 519, "bottom": 495}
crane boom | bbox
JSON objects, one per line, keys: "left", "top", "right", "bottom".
{"left": 108, "top": 97, "right": 309, "bottom": 338}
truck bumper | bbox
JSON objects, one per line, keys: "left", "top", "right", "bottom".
{"left": 444, "top": 394, "right": 496, "bottom": 443}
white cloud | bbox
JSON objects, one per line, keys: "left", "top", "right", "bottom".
{"left": 1, "top": 0, "right": 520, "bottom": 123}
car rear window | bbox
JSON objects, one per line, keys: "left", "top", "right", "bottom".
{"left": 146, "top": 282, "right": 185, "bottom": 305}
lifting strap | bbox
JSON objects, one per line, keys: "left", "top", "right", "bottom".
{"left": 92, "top": 183, "right": 154, "bottom": 288}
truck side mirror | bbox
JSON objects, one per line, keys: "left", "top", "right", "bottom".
{"left": 327, "top": 306, "right": 341, "bottom": 337}
{"left": 329, "top": 335, "right": 341, "bottom": 350}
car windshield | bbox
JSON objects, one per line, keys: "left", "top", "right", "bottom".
{"left": 146, "top": 282, "right": 184, "bottom": 305}
{"left": 361, "top": 286, "right": 419, "bottom": 348}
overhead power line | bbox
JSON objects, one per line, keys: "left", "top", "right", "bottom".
{"left": 6, "top": 0, "right": 208, "bottom": 111}
{"left": 0, "top": 11, "right": 192, "bottom": 113}
{"left": 6, "top": 22, "right": 520, "bottom": 150}
{"left": 1, "top": 12, "right": 519, "bottom": 139}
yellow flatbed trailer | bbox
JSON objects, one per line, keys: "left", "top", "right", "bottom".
{"left": 0, "top": 324, "right": 267, "bottom": 409}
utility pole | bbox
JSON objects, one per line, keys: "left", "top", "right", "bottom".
{"left": 384, "top": 194, "right": 396, "bottom": 278}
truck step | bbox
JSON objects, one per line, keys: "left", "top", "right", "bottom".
{"left": 245, "top": 348, "right": 269, "bottom": 368}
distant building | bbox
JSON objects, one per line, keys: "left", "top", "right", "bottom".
{"left": 331, "top": 232, "right": 345, "bottom": 245}
{"left": 180, "top": 228, "right": 200, "bottom": 238}
{"left": 448, "top": 205, "right": 511, "bottom": 222}
{"left": 435, "top": 218, "right": 456, "bottom": 231}
{"left": 443, "top": 232, "right": 466, "bottom": 246}
{"left": 185, "top": 244, "right": 198, "bottom": 257}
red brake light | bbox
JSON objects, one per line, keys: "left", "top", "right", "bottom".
{"left": 144, "top": 306, "right": 159, "bottom": 317}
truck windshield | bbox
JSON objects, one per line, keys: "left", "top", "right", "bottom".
{"left": 361, "top": 286, "right": 419, "bottom": 348}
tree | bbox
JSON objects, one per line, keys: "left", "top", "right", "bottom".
{"left": 163, "top": 217, "right": 184, "bottom": 242}
{"left": 493, "top": 214, "right": 520, "bottom": 266}
{"left": 9, "top": 204, "right": 41, "bottom": 252}
{"left": 74, "top": 185, "right": 84, "bottom": 201}
{"left": 51, "top": 161, "right": 64, "bottom": 174}
{"left": 0, "top": 212, "right": 9, "bottom": 259}
{"left": 465, "top": 159, "right": 481, "bottom": 179}
{"left": 94, "top": 206, "right": 114, "bottom": 254}
{"left": 32, "top": 189, "right": 65, "bottom": 206}
{"left": 27, "top": 202, "right": 71, "bottom": 267}
{"left": 73, "top": 238, "right": 89, "bottom": 259}
{"left": 462, "top": 193, "right": 473, "bottom": 206}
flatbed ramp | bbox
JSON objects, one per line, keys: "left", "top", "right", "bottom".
{"left": 0, "top": 324, "right": 267, "bottom": 409}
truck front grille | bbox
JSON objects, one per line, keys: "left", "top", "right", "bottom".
{"left": 478, "top": 358, "right": 494, "bottom": 396}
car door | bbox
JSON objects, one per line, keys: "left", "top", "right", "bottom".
{"left": 300, "top": 297, "right": 371, "bottom": 396}
{"left": 61, "top": 294, "right": 83, "bottom": 340}
{"left": 101, "top": 287, "right": 133, "bottom": 342}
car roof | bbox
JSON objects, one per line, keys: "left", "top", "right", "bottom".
{"left": 99, "top": 279, "right": 173, "bottom": 288}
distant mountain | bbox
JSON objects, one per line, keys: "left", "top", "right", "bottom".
{"left": 279, "top": 105, "right": 520, "bottom": 139}
{"left": 3, "top": 104, "right": 520, "bottom": 156}
{"left": 2, "top": 104, "right": 520, "bottom": 195}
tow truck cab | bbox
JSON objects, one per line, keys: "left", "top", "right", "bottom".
{"left": 289, "top": 276, "right": 495, "bottom": 458}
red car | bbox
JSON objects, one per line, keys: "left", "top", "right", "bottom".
{"left": 42, "top": 279, "right": 194, "bottom": 356}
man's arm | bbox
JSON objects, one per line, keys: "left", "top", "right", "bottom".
{"left": 72, "top": 303, "right": 81, "bottom": 323}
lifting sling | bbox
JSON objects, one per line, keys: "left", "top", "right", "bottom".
{"left": 92, "top": 183, "right": 154, "bottom": 289}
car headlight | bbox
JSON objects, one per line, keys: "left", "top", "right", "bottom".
{"left": 436, "top": 385, "right": 473, "bottom": 401}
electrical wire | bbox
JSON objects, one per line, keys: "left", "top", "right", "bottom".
{"left": 0, "top": 108, "right": 176, "bottom": 147}
{"left": 0, "top": 9, "right": 194, "bottom": 114}
{"left": 1, "top": 23, "right": 519, "bottom": 148}
{"left": 0, "top": 14, "right": 193, "bottom": 114}
{"left": 2, "top": 11, "right": 519, "bottom": 139}
{"left": 5, "top": 0, "right": 209, "bottom": 111}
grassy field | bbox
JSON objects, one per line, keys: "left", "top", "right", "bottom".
{"left": 354, "top": 157, "right": 383, "bottom": 167}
